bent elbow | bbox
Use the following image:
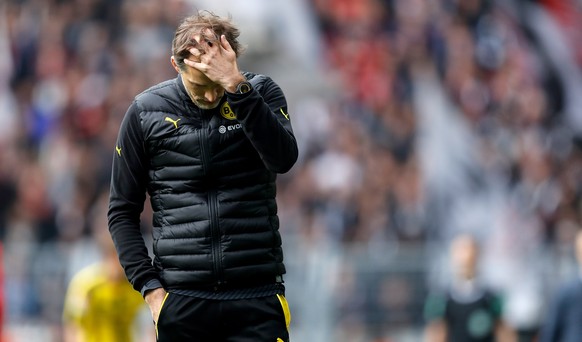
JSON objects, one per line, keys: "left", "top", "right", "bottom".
{"left": 269, "top": 145, "right": 298, "bottom": 174}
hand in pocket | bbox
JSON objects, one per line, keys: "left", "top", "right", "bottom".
{"left": 145, "top": 288, "right": 168, "bottom": 323}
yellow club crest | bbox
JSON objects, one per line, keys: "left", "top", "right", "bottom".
{"left": 220, "top": 102, "right": 237, "bottom": 120}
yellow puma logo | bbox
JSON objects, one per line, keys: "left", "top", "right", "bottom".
{"left": 280, "top": 108, "right": 289, "bottom": 121}
{"left": 277, "top": 339, "right": 284, "bottom": 342}
{"left": 165, "top": 116, "right": 181, "bottom": 129}
{"left": 115, "top": 145, "right": 122, "bottom": 156}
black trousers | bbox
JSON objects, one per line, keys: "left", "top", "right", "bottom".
{"left": 155, "top": 293, "right": 291, "bottom": 342}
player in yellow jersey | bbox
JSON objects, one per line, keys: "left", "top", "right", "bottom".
{"left": 63, "top": 192, "right": 150, "bottom": 342}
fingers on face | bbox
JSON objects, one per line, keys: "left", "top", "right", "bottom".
{"left": 189, "top": 47, "right": 204, "bottom": 59}
{"left": 186, "top": 43, "right": 211, "bottom": 69}
{"left": 195, "top": 29, "right": 220, "bottom": 49}
{"left": 220, "top": 35, "right": 233, "bottom": 52}
{"left": 189, "top": 37, "right": 218, "bottom": 61}
{"left": 183, "top": 57, "right": 197, "bottom": 69}
{"left": 185, "top": 31, "right": 233, "bottom": 68}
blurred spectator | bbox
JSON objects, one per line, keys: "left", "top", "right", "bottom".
{"left": 424, "top": 234, "right": 515, "bottom": 342}
{"left": 62, "top": 191, "right": 149, "bottom": 342}
{"left": 538, "top": 230, "right": 582, "bottom": 342}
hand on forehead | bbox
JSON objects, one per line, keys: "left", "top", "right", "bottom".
{"left": 189, "top": 28, "right": 218, "bottom": 58}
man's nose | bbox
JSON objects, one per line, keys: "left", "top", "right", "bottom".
{"left": 204, "top": 89, "right": 218, "bottom": 102}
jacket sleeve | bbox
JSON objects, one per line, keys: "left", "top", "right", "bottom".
{"left": 108, "top": 101, "right": 160, "bottom": 293}
{"left": 226, "top": 76, "right": 298, "bottom": 173}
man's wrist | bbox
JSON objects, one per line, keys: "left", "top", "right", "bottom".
{"left": 144, "top": 287, "right": 166, "bottom": 307}
{"left": 224, "top": 74, "right": 247, "bottom": 93}
{"left": 141, "top": 279, "right": 164, "bottom": 298}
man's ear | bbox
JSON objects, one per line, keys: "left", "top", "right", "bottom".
{"left": 170, "top": 56, "right": 181, "bottom": 73}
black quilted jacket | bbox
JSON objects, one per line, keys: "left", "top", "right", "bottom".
{"left": 108, "top": 72, "right": 298, "bottom": 293}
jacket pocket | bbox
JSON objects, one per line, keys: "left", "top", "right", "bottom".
{"left": 154, "top": 292, "right": 171, "bottom": 338}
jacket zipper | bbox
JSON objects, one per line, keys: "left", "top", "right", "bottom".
{"left": 198, "top": 113, "right": 224, "bottom": 288}
{"left": 208, "top": 190, "right": 223, "bottom": 288}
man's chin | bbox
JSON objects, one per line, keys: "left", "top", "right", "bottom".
{"left": 195, "top": 100, "right": 221, "bottom": 110}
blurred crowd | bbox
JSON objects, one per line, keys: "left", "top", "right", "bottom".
{"left": 2, "top": 0, "right": 582, "bottom": 341}
{"left": 2, "top": 0, "right": 186, "bottom": 332}
{"left": 298, "top": 0, "right": 582, "bottom": 339}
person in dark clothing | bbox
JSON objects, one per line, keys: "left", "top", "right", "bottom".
{"left": 424, "top": 234, "right": 516, "bottom": 342}
{"left": 107, "top": 11, "right": 297, "bottom": 341}
{"left": 539, "top": 230, "right": 582, "bottom": 342}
